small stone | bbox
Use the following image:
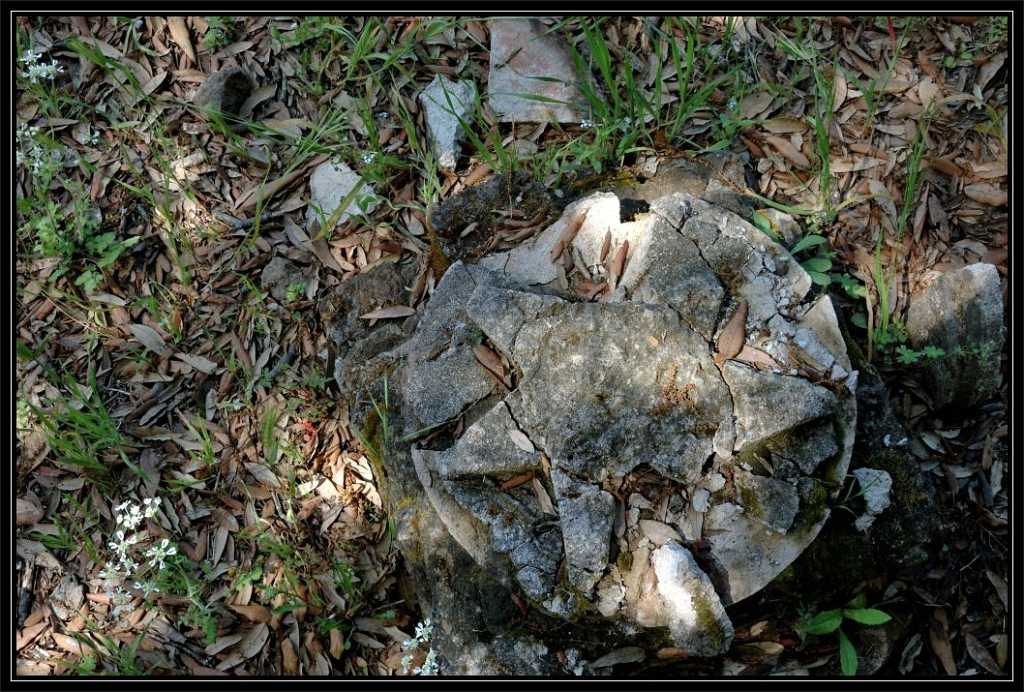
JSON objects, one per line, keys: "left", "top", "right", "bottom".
{"left": 260, "top": 256, "right": 313, "bottom": 303}
{"left": 488, "top": 18, "right": 584, "bottom": 123}
{"left": 692, "top": 488, "right": 711, "bottom": 512}
{"left": 306, "top": 160, "right": 379, "bottom": 231}
{"left": 852, "top": 468, "right": 893, "bottom": 532}
{"left": 906, "top": 263, "right": 1005, "bottom": 409}
{"left": 192, "top": 67, "right": 253, "bottom": 126}
{"left": 419, "top": 75, "right": 477, "bottom": 170}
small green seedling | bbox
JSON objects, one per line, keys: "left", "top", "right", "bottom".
{"left": 797, "top": 594, "right": 892, "bottom": 676}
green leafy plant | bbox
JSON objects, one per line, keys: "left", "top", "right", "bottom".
{"left": 797, "top": 594, "right": 893, "bottom": 676}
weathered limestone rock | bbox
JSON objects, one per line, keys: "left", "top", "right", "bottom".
{"left": 488, "top": 18, "right": 584, "bottom": 123}
{"left": 328, "top": 169, "right": 860, "bottom": 672}
{"left": 393, "top": 190, "right": 856, "bottom": 660}
{"left": 306, "top": 160, "right": 379, "bottom": 231}
{"left": 906, "top": 263, "right": 1005, "bottom": 409}
{"left": 419, "top": 75, "right": 477, "bottom": 170}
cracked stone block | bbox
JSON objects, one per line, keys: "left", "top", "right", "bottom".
{"left": 906, "top": 263, "right": 1005, "bottom": 409}
{"left": 419, "top": 74, "right": 477, "bottom": 170}
{"left": 394, "top": 187, "right": 856, "bottom": 660}
{"left": 488, "top": 18, "right": 584, "bottom": 123}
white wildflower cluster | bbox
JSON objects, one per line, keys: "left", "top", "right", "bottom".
{"left": 16, "top": 122, "right": 54, "bottom": 177}
{"left": 98, "top": 497, "right": 176, "bottom": 618}
{"left": 580, "top": 118, "right": 595, "bottom": 129}
{"left": 19, "top": 47, "right": 64, "bottom": 83}
{"left": 400, "top": 618, "right": 439, "bottom": 676}
{"left": 361, "top": 151, "right": 378, "bottom": 165}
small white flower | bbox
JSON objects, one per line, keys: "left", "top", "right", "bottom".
{"left": 134, "top": 580, "right": 160, "bottom": 597}
{"left": 98, "top": 563, "right": 122, "bottom": 581}
{"left": 361, "top": 151, "right": 378, "bottom": 165}
{"left": 580, "top": 118, "right": 595, "bottom": 129}
{"left": 414, "top": 618, "right": 433, "bottom": 642}
{"left": 414, "top": 648, "right": 439, "bottom": 676}
{"left": 144, "top": 538, "right": 177, "bottom": 569}
{"left": 142, "top": 497, "right": 160, "bottom": 518}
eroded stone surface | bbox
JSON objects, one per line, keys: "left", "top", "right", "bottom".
{"left": 488, "top": 18, "right": 584, "bottom": 123}
{"left": 398, "top": 190, "right": 857, "bottom": 656}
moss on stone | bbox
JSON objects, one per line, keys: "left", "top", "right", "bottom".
{"left": 693, "top": 591, "right": 727, "bottom": 651}
{"left": 737, "top": 481, "right": 762, "bottom": 519}
{"left": 791, "top": 480, "right": 830, "bottom": 535}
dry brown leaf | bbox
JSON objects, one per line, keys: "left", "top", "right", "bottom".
{"left": 964, "top": 183, "right": 1007, "bottom": 207}
{"left": 928, "top": 609, "right": 957, "bottom": 676}
{"left": 608, "top": 239, "right": 629, "bottom": 290}
{"left": 359, "top": 305, "right": 416, "bottom": 320}
{"left": 50, "top": 633, "right": 85, "bottom": 656}
{"left": 532, "top": 477, "right": 556, "bottom": 515}
{"left": 763, "top": 135, "right": 811, "bottom": 169}
{"left": 174, "top": 352, "right": 218, "bottom": 374}
{"left": 735, "top": 344, "right": 779, "bottom": 369}
{"left": 16, "top": 498, "right": 43, "bottom": 526}
{"left": 716, "top": 301, "right": 748, "bottom": 361}
{"left": 236, "top": 155, "right": 327, "bottom": 212}
{"left": 16, "top": 622, "right": 48, "bottom": 651}
{"left": 507, "top": 428, "right": 535, "bottom": 453}
{"left": 128, "top": 323, "right": 168, "bottom": 355}
{"left": 928, "top": 157, "right": 964, "bottom": 178}
{"left": 244, "top": 462, "right": 281, "bottom": 488}
{"left": 238, "top": 623, "right": 270, "bottom": 661}
{"left": 230, "top": 603, "right": 272, "bottom": 624}
{"left": 832, "top": 69, "right": 848, "bottom": 111}
{"left": 549, "top": 209, "right": 587, "bottom": 262}
{"left": 206, "top": 634, "right": 243, "bottom": 656}
{"left": 599, "top": 230, "right": 612, "bottom": 263}
{"left": 965, "top": 633, "right": 1002, "bottom": 675}
{"left": 977, "top": 52, "right": 1006, "bottom": 92}
{"left": 329, "top": 627, "right": 345, "bottom": 658}
{"left": 499, "top": 472, "right": 534, "bottom": 491}
{"left": 281, "top": 638, "right": 299, "bottom": 674}
{"left": 739, "top": 91, "right": 773, "bottom": 120}
{"left": 473, "top": 344, "right": 510, "bottom": 388}
{"left": 762, "top": 117, "right": 807, "bottom": 134}
{"left": 167, "top": 17, "right": 196, "bottom": 65}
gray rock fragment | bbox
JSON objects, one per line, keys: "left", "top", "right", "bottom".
{"left": 906, "top": 263, "right": 1005, "bottom": 408}
{"left": 419, "top": 74, "right": 477, "bottom": 170}
{"left": 306, "top": 160, "right": 379, "bottom": 231}
{"left": 852, "top": 468, "right": 893, "bottom": 532}
{"left": 553, "top": 469, "right": 616, "bottom": 595}
{"left": 488, "top": 18, "right": 583, "bottom": 122}
{"left": 260, "top": 256, "right": 314, "bottom": 302}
